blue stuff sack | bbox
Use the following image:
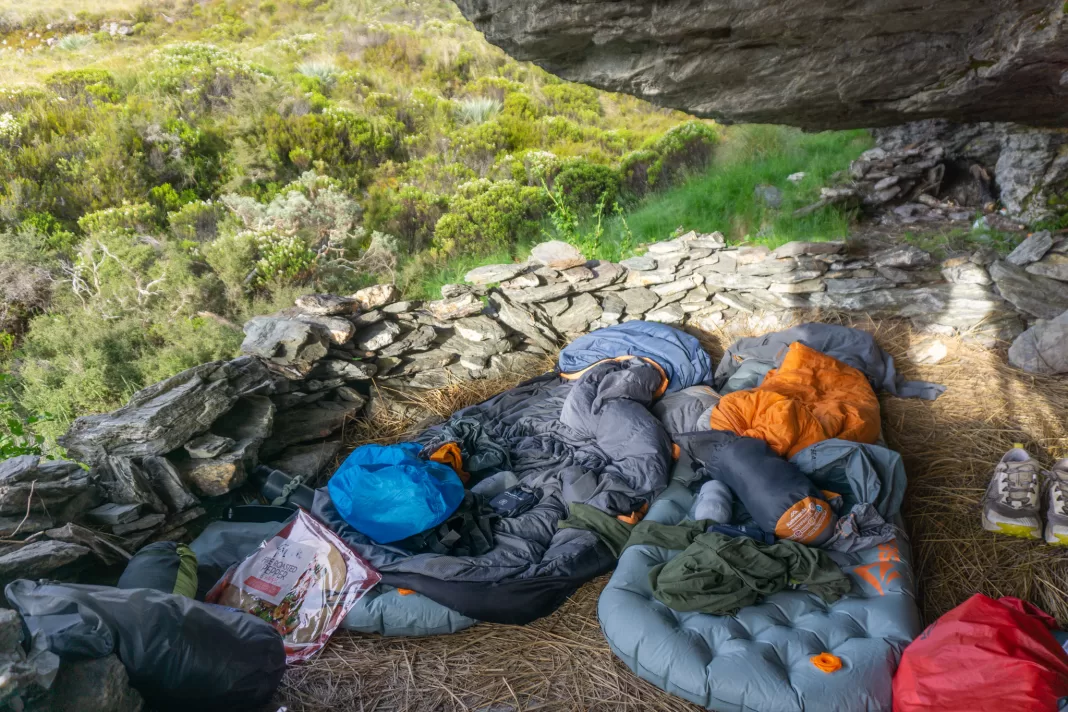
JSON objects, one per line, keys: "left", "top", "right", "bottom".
{"left": 327, "top": 442, "right": 465, "bottom": 544}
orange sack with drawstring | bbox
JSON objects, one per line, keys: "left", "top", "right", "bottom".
{"left": 710, "top": 341, "right": 881, "bottom": 458}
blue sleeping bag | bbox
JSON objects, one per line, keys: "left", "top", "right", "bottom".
{"left": 328, "top": 443, "right": 464, "bottom": 543}
{"left": 558, "top": 322, "right": 712, "bottom": 394}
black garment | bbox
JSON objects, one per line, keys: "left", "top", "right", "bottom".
{"left": 6, "top": 580, "right": 285, "bottom": 712}
{"left": 397, "top": 492, "right": 498, "bottom": 556}
{"left": 421, "top": 416, "right": 511, "bottom": 481}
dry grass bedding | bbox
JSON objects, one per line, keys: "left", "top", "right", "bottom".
{"left": 278, "top": 313, "right": 1068, "bottom": 712}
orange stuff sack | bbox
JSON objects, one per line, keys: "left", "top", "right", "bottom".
{"left": 710, "top": 342, "right": 880, "bottom": 458}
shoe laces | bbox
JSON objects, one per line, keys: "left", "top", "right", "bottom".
{"left": 1049, "top": 471, "right": 1068, "bottom": 515}
{"left": 998, "top": 461, "right": 1039, "bottom": 506}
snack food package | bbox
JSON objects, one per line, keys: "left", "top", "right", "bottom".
{"left": 206, "top": 509, "right": 380, "bottom": 663}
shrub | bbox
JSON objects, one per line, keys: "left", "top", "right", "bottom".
{"left": 45, "top": 69, "right": 116, "bottom": 101}
{"left": 78, "top": 202, "right": 157, "bottom": 235}
{"left": 621, "top": 120, "right": 719, "bottom": 197}
{"left": 553, "top": 160, "right": 620, "bottom": 214}
{"left": 432, "top": 178, "right": 548, "bottom": 255}
{"left": 168, "top": 200, "right": 227, "bottom": 243}
{"left": 365, "top": 184, "right": 448, "bottom": 253}
{"left": 541, "top": 83, "right": 603, "bottom": 122}
{"left": 251, "top": 229, "right": 317, "bottom": 288}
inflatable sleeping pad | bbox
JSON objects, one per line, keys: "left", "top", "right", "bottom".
{"left": 598, "top": 478, "right": 921, "bottom": 711}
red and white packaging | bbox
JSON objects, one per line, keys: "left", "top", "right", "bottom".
{"left": 207, "top": 509, "right": 380, "bottom": 663}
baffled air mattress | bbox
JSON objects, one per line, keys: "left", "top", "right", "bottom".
{"left": 598, "top": 446, "right": 922, "bottom": 712}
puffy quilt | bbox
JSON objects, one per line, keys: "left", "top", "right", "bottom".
{"left": 559, "top": 320, "right": 713, "bottom": 394}
{"left": 599, "top": 457, "right": 922, "bottom": 712}
{"left": 710, "top": 342, "right": 881, "bottom": 458}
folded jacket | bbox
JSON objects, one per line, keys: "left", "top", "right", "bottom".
{"left": 627, "top": 521, "right": 851, "bottom": 615}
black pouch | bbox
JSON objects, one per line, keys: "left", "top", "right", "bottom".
{"left": 489, "top": 486, "right": 538, "bottom": 518}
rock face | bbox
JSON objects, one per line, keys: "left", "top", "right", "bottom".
{"left": 1008, "top": 310, "right": 1068, "bottom": 375}
{"left": 452, "top": 0, "right": 1068, "bottom": 130}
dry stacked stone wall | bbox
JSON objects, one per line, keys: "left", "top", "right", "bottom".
{"left": 5, "top": 232, "right": 1068, "bottom": 590}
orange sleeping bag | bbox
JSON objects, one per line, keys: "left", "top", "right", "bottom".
{"left": 709, "top": 341, "right": 880, "bottom": 458}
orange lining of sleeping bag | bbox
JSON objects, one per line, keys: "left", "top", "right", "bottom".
{"left": 429, "top": 442, "right": 469, "bottom": 483}
{"left": 559, "top": 356, "right": 669, "bottom": 399}
{"left": 709, "top": 341, "right": 880, "bottom": 458}
{"left": 617, "top": 502, "right": 649, "bottom": 525}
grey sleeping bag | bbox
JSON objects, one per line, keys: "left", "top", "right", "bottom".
{"left": 315, "top": 359, "right": 673, "bottom": 626}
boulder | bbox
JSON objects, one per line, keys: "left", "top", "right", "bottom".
{"left": 989, "top": 259, "right": 1068, "bottom": 319}
{"left": 645, "top": 303, "right": 685, "bottom": 325}
{"left": 1005, "top": 230, "right": 1054, "bottom": 267}
{"left": 687, "top": 304, "right": 728, "bottom": 330}
{"left": 266, "top": 440, "right": 343, "bottom": 480}
{"left": 552, "top": 293, "right": 603, "bottom": 333}
{"left": 530, "top": 240, "right": 586, "bottom": 269}
{"left": 241, "top": 317, "right": 330, "bottom": 376}
{"left": 0, "top": 540, "right": 89, "bottom": 582}
{"left": 488, "top": 293, "right": 560, "bottom": 352}
{"left": 354, "top": 320, "right": 402, "bottom": 351}
{"left": 441, "top": 283, "right": 476, "bottom": 299}
{"left": 183, "top": 433, "right": 234, "bottom": 459}
{"left": 483, "top": 352, "right": 549, "bottom": 379}
{"left": 541, "top": 296, "right": 571, "bottom": 318}
{"left": 600, "top": 293, "right": 627, "bottom": 321}
{"left": 295, "top": 293, "right": 357, "bottom": 316}
{"left": 48, "top": 654, "right": 144, "bottom": 712}
{"left": 378, "top": 324, "right": 438, "bottom": 357}
{"left": 942, "top": 260, "right": 993, "bottom": 285}
{"left": 267, "top": 400, "right": 364, "bottom": 450}
{"left": 440, "top": 333, "right": 514, "bottom": 358}
{"left": 454, "top": 315, "right": 508, "bottom": 342}
{"left": 871, "top": 245, "right": 932, "bottom": 269}
{"left": 1025, "top": 253, "right": 1068, "bottom": 281}
{"left": 452, "top": 0, "right": 1068, "bottom": 130}
{"left": 352, "top": 283, "right": 400, "bottom": 310}
{"left": 501, "top": 272, "right": 541, "bottom": 289}
{"left": 560, "top": 265, "right": 595, "bottom": 283}
{"left": 620, "top": 255, "right": 657, "bottom": 271}
{"left": 0, "top": 457, "right": 97, "bottom": 523}
{"left": 464, "top": 263, "right": 528, "bottom": 285}
{"left": 350, "top": 309, "right": 385, "bottom": 327}
{"left": 290, "top": 314, "right": 355, "bottom": 345}
{"left": 1007, "top": 310, "right": 1068, "bottom": 375}
{"left": 427, "top": 293, "right": 485, "bottom": 320}
{"left": 647, "top": 236, "right": 697, "bottom": 255}
{"left": 175, "top": 395, "right": 274, "bottom": 497}
{"left": 616, "top": 287, "right": 659, "bottom": 316}
{"left": 310, "top": 358, "right": 377, "bottom": 381}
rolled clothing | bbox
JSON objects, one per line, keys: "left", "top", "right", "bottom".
{"left": 678, "top": 430, "right": 838, "bottom": 546}
{"left": 693, "top": 480, "right": 733, "bottom": 524}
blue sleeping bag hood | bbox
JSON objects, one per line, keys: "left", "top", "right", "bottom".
{"left": 558, "top": 321, "right": 713, "bottom": 394}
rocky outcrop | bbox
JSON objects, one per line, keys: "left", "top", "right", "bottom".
{"left": 874, "top": 122, "right": 1068, "bottom": 223}
{"left": 452, "top": 0, "right": 1068, "bottom": 130}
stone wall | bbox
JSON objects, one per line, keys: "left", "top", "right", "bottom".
{"left": 4, "top": 232, "right": 1068, "bottom": 587}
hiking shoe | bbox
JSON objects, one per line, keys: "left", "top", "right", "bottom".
{"left": 1045, "top": 459, "right": 1068, "bottom": 546}
{"left": 982, "top": 447, "right": 1042, "bottom": 540}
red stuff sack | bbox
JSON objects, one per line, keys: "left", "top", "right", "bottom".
{"left": 893, "top": 593, "right": 1068, "bottom": 712}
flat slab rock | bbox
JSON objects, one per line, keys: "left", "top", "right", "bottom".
{"left": 0, "top": 540, "right": 89, "bottom": 581}
{"left": 989, "top": 260, "right": 1068, "bottom": 319}
{"left": 241, "top": 317, "right": 330, "bottom": 375}
{"left": 529, "top": 240, "right": 586, "bottom": 270}
{"left": 1008, "top": 310, "right": 1068, "bottom": 375}
{"left": 60, "top": 358, "right": 273, "bottom": 464}
{"left": 295, "top": 293, "right": 357, "bottom": 316}
{"left": 427, "top": 292, "right": 485, "bottom": 320}
{"left": 771, "top": 241, "right": 844, "bottom": 258}
{"left": 464, "top": 263, "right": 528, "bottom": 285}
{"left": 352, "top": 283, "right": 400, "bottom": 310}
{"left": 1005, "top": 231, "right": 1053, "bottom": 267}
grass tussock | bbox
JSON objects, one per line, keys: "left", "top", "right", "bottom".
{"left": 276, "top": 312, "right": 1068, "bottom": 711}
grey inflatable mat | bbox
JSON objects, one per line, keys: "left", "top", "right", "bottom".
{"left": 598, "top": 482, "right": 921, "bottom": 712}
